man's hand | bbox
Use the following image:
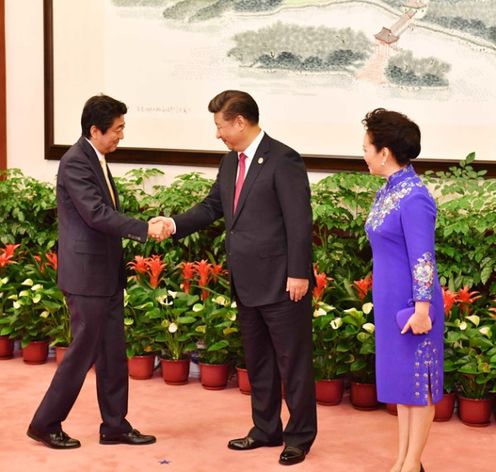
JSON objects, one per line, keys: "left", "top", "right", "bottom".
{"left": 286, "top": 277, "right": 309, "bottom": 302}
{"left": 147, "top": 218, "right": 173, "bottom": 242}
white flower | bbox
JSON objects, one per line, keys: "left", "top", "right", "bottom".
{"left": 466, "top": 315, "right": 480, "bottom": 327}
{"left": 230, "top": 301, "right": 237, "bottom": 309}
{"left": 168, "top": 323, "right": 178, "bottom": 333}
{"left": 40, "top": 310, "right": 50, "bottom": 319}
{"left": 313, "top": 308, "right": 327, "bottom": 318}
{"left": 227, "top": 312, "right": 236, "bottom": 321}
{"left": 192, "top": 303, "right": 204, "bottom": 312}
{"left": 213, "top": 295, "right": 227, "bottom": 306}
{"left": 0, "top": 277, "right": 8, "bottom": 285}
{"left": 362, "top": 322, "right": 375, "bottom": 334}
{"left": 479, "top": 326, "right": 491, "bottom": 337}
{"left": 31, "top": 284, "right": 43, "bottom": 291}
{"left": 13, "top": 301, "right": 21, "bottom": 309}
{"left": 362, "top": 302, "right": 373, "bottom": 315}
{"left": 459, "top": 321, "right": 467, "bottom": 331}
{"left": 167, "top": 290, "right": 178, "bottom": 299}
{"left": 330, "top": 317, "right": 343, "bottom": 329}
{"left": 32, "top": 294, "right": 42, "bottom": 304}
{"left": 21, "top": 278, "right": 34, "bottom": 286}
{"left": 19, "top": 290, "right": 30, "bottom": 298}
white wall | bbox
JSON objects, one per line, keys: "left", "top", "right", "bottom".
{"left": 4, "top": 0, "right": 327, "bottom": 186}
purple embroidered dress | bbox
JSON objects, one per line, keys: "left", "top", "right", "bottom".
{"left": 366, "top": 165, "right": 444, "bottom": 405}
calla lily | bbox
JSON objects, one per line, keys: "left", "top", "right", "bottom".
{"left": 31, "top": 284, "right": 43, "bottom": 291}
{"left": 459, "top": 321, "right": 467, "bottom": 331}
{"left": 313, "top": 307, "right": 327, "bottom": 318}
{"left": 330, "top": 317, "right": 343, "bottom": 329}
{"left": 22, "top": 278, "right": 34, "bottom": 286}
{"left": 192, "top": 303, "right": 204, "bottom": 312}
{"left": 362, "top": 322, "right": 375, "bottom": 333}
{"left": 362, "top": 302, "right": 373, "bottom": 315}
{"left": 168, "top": 323, "right": 178, "bottom": 333}
{"left": 479, "top": 326, "right": 491, "bottom": 337}
{"left": 465, "top": 315, "right": 480, "bottom": 326}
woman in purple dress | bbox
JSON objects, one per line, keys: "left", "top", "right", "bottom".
{"left": 362, "top": 109, "right": 443, "bottom": 472}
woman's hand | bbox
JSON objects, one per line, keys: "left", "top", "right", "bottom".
{"left": 401, "top": 301, "right": 432, "bottom": 335}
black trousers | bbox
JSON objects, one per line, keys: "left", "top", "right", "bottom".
{"left": 30, "top": 290, "right": 131, "bottom": 435}
{"left": 236, "top": 292, "right": 317, "bottom": 451}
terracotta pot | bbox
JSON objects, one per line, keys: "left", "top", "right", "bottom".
{"left": 0, "top": 336, "right": 14, "bottom": 359}
{"left": 55, "top": 345, "right": 69, "bottom": 365}
{"left": 128, "top": 354, "right": 155, "bottom": 380}
{"left": 350, "top": 381, "right": 379, "bottom": 410}
{"left": 458, "top": 395, "right": 493, "bottom": 427}
{"left": 385, "top": 403, "right": 398, "bottom": 416}
{"left": 161, "top": 358, "right": 190, "bottom": 385}
{"left": 22, "top": 340, "right": 49, "bottom": 364}
{"left": 236, "top": 367, "right": 251, "bottom": 395}
{"left": 434, "top": 392, "right": 456, "bottom": 422}
{"left": 199, "top": 363, "right": 229, "bottom": 390}
{"left": 315, "top": 379, "right": 344, "bottom": 406}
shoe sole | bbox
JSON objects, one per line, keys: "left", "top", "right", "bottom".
{"left": 99, "top": 438, "right": 157, "bottom": 445}
{"left": 227, "top": 442, "right": 283, "bottom": 450}
{"left": 27, "top": 430, "right": 81, "bottom": 449}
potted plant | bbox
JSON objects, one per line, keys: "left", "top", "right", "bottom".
{"left": 0, "top": 244, "right": 21, "bottom": 359}
{"left": 343, "top": 303, "right": 378, "bottom": 410}
{"left": 445, "top": 314, "right": 496, "bottom": 426}
{"left": 312, "top": 301, "right": 352, "bottom": 405}
{"left": 194, "top": 293, "right": 241, "bottom": 390}
{"left": 155, "top": 290, "right": 198, "bottom": 385}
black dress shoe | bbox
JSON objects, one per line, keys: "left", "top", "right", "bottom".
{"left": 228, "top": 435, "right": 283, "bottom": 450}
{"left": 27, "top": 425, "right": 81, "bottom": 449}
{"left": 99, "top": 428, "right": 156, "bottom": 445}
{"left": 279, "top": 446, "right": 307, "bottom": 466}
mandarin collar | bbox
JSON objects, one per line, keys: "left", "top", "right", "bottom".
{"left": 386, "top": 164, "right": 415, "bottom": 189}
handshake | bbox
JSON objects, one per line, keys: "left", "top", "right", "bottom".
{"left": 147, "top": 216, "right": 175, "bottom": 242}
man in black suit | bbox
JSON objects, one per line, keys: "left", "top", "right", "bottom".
{"left": 159, "top": 90, "right": 317, "bottom": 465}
{"left": 27, "top": 95, "right": 165, "bottom": 449}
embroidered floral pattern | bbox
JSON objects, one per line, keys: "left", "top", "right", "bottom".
{"left": 413, "top": 252, "right": 434, "bottom": 300}
{"left": 413, "top": 339, "right": 441, "bottom": 403}
{"left": 366, "top": 177, "right": 422, "bottom": 230}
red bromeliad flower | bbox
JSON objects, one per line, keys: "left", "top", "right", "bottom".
{"left": 442, "top": 287, "right": 457, "bottom": 318}
{"left": 312, "top": 266, "right": 331, "bottom": 302}
{"left": 0, "top": 243, "right": 20, "bottom": 268}
{"left": 146, "top": 255, "right": 166, "bottom": 289}
{"left": 128, "top": 256, "right": 148, "bottom": 275}
{"left": 194, "top": 259, "right": 213, "bottom": 300}
{"left": 353, "top": 274, "right": 373, "bottom": 301}
{"left": 181, "top": 262, "right": 195, "bottom": 294}
{"left": 456, "top": 286, "right": 481, "bottom": 315}
{"left": 211, "top": 263, "right": 225, "bottom": 283}
{"left": 46, "top": 252, "right": 58, "bottom": 271}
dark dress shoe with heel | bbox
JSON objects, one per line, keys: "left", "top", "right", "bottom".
{"left": 228, "top": 435, "right": 283, "bottom": 450}
{"left": 99, "top": 428, "right": 156, "bottom": 445}
{"left": 27, "top": 425, "right": 81, "bottom": 449}
{"left": 279, "top": 446, "right": 307, "bottom": 466}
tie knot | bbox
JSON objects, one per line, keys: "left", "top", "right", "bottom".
{"left": 239, "top": 152, "right": 247, "bottom": 162}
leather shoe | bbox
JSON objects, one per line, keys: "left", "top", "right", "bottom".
{"left": 228, "top": 435, "right": 283, "bottom": 450}
{"left": 27, "top": 425, "right": 81, "bottom": 449}
{"left": 99, "top": 428, "right": 156, "bottom": 445}
{"left": 279, "top": 446, "right": 307, "bottom": 465}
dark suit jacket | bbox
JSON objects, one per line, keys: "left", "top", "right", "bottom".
{"left": 56, "top": 136, "right": 148, "bottom": 297}
{"left": 174, "top": 134, "right": 313, "bottom": 307}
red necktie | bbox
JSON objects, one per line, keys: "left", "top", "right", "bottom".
{"left": 233, "top": 152, "right": 247, "bottom": 213}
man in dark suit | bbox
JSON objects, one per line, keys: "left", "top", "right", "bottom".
{"left": 159, "top": 90, "right": 317, "bottom": 465}
{"left": 27, "top": 94, "right": 165, "bottom": 449}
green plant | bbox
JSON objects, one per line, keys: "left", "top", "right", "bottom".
{"left": 424, "top": 153, "right": 496, "bottom": 297}
{"left": 193, "top": 293, "right": 241, "bottom": 365}
{"left": 444, "top": 313, "right": 496, "bottom": 399}
{"left": 155, "top": 290, "right": 198, "bottom": 361}
{"left": 341, "top": 303, "right": 376, "bottom": 384}
{"left": 0, "top": 169, "right": 57, "bottom": 250}
{"left": 312, "top": 301, "right": 353, "bottom": 380}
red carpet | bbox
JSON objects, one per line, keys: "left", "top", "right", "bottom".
{"left": 0, "top": 352, "right": 495, "bottom": 471}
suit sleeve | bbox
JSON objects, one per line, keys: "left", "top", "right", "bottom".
{"left": 274, "top": 150, "right": 313, "bottom": 279}
{"left": 400, "top": 191, "right": 437, "bottom": 302}
{"left": 173, "top": 170, "right": 224, "bottom": 239}
{"left": 61, "top": 156, "right": 148, "bottom": 242}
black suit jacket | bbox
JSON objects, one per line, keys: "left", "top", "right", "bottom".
{"left": 174, "top": 134, "right": 313, "bottom": 307}
{"left": 56, "top": 137, "right": 148, "bottom": 296}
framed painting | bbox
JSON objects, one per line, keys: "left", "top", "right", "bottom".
{"left": 44, "top": 0, "right": 496, "bottom": 174}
